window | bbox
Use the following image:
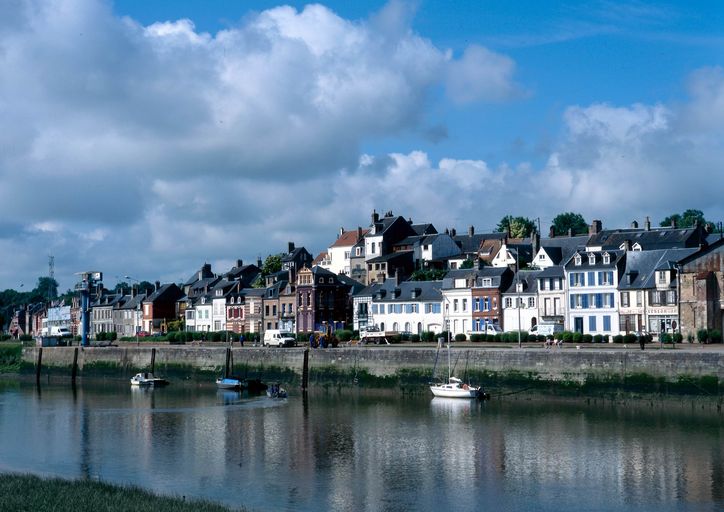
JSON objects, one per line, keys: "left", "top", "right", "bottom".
{"left": 528, "top": 297, "right": 535, "bottom": 308}
{"left": 344, "top": 251, "right": 350, "bottom": 259}
{"left": 603, "top": 315, "right": 611, "bottom": 331}
{"left": 405, "top": 304, "right": 414, "bottom": 314}
{"left": 393, "top": 322, "right": 398, "bottom": 331}
{"left": 355, "top": 247, "right": 361, "bottom": 256}
{"left": 574, "top": 254, "right": 582, "bottom": 266}
{"left": 423, "top": 244, "right": 430, "bottom": 250}
{"left": 505, "top": 297, "right": 512, "bottom": 308}
{"left": 636, "top": 291, "right": 643, "bottom": 307}
{"left": 265, "top": 305, "right": 270, "bottom": 316}
{"left": 380, "top": 304, "right": 385, "bottom": 314}
{"left": 371, "top": 242, "right": 376, "bottom": 254}
{"left": 588, "top": 253, "right": 596, "bottom": 265}
{"left": 371, "top": 304, "right": 378, "bottom": 314}
{"left": 589, "top": 316, "right": 597, "bottom": 331}
{"left": 319, "top": 278, "right": 324, "bottom": 283}
{"left": 462, "top": 299, "right": 468, "bottom": 312}
{"left": 657, "top": 271, "right": 667, "bottom": 284}
{"left": 483, "top": 297, "right": 490, "bottom": 311}
{"left": 405, "top": 322, "right": 411, "bottom": 332}
{"left": 272, "top": 305, "right": 277, "bottom": 316}
{"left": 570, "top": 273, "right": 583, "bottom": 287}
{"left": 482, "top": 278, "right": 492, "bottom": 286}
{"left": 453, "top": 299, "right": 459, "bottom": 312}
{"left": 538, "top": 254, "right": 545, "bottom": 260}
{"left": 603, "top": 253, "right": 610, "bottom": 264}
{"left": 588, "top": 272, "right": 595, "bottom": 286}
{"left": 493, "top": 297, "right": 497, "bottom": 310}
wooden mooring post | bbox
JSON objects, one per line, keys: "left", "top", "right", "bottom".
{"left": 301, "top": 348, "right": 309, "bottom": 390}
{"left": 71, "top": 347, "right": 79, "bottom": 386}
{"left": 225, "top": 347, "right": 231, "bottom": 378}
{"left": 35, "top": 347, "right": 43, "bottom": 387}
{"left": 151, "top": 348, "right": 156, "bottom": 374}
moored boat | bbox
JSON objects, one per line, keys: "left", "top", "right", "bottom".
{"left": 266, "top": 383, "right": 287, "bottom": 399}
{"left": 216, "top": 377, "right": 244, "bottom": 390}
{"left": 130, "top": 372, "right": 169, "bottom": 387}
{"left": 430, "top": 377, "right": 479, "bottom": 398}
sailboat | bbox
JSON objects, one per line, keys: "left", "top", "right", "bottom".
{"left": 429, "top": 335, "right": 480, "bottom": 399}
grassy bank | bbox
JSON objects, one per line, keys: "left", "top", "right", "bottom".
{"left": 0, "top": 474, "right": 240, "bottom": 512}
{"left": 0, "top": 343, "right": 22, "bottom": 373}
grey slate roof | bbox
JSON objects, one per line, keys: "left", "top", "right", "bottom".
{"left": 453, "top": 232, "right": 506, "bottom": 254}
{"left": 503, "top": 270, "right": 543, "bottom": 294}
{"left": 587, "top": 226, "right": 708, "bottom": 251}
{"left": 618, "top": 248, "right": 698, "bottom": 290}
{"left": 539, "top": 236, "right": 589, "bottom": 264}
{"left": 563, "top": 249, "right": 625, "bottom": 270}
{"left": 411, "top": 223, "right": 437, "bottom": 236}
{"left": 355, "top": 279, "right": 443, "bottom": 303}
{"left": 442, "top": 266, "right": 510, "bottom": 289}
{"left": 536, "top": 266, "right": 565, "bottom": 279}
{"left": 366, "top": 251, "right": 414, "bottom": 264}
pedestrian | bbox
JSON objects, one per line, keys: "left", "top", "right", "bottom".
{"left": 239, "top": 334, "right": 244, "bottom": 347}
{"left": 309, "top": 333, "right": 315, "bottom": 348}
{"left": 639, "top": 334, "right": 645, "bottom": 351}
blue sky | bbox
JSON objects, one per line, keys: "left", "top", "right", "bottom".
{"left": 1, "top": 0, "right": 723, "bottom": 291}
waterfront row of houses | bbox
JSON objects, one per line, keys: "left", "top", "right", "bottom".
{"left": 7, "top": 211, "right": 724, "bottom": 341}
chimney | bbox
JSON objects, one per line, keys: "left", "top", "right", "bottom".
{"left": 532, "top": 232, "right": 540, "bottom": 256}
{"left": 287, "top": 242, "right": 295, "bottom": 254}
{"left": 257, "top": 256, "right": 263, "bottom": 268}
{"left": 645, "top": 216, "right": 651, "bottom": 231}
{"left": 468, "top": 225, "right": 474, "bottom": 237}
{"left": 704, "top": 223, "right": 713, "bottom": 234}
{"left": 451, "top": 228, "right": 457, "bottom": 237}
{"left": 549, "top": 225, "right": 555, "bottom": 238}
{"left": 589, "top": 219, "right": 602, "bottom": 235}
{"left": 395, "top": 269, "right": 402, "bottom": 285}
{"left": 670, "top": 218, "right": 677, "bottom": 229}
{"left": 568, "top": 228, "right": 573, "bottom": 237}
{"left": 338, "top": 227, "right": 344, "bottom": 238}
{"left": 371, "top": 210, "right": 379, "bottom": 225}
{"left": 623, "top": 239, "right": 631, "bottom": 251}
{"left": 236, "top": 259, "right": 243, "bottom": 268}
{"left": 357, "top": 226, "right": 363, "bottom": 239}
{"left": 155, "top": 281, "right": 160, "bottom": 291}
{"left": 631, "top": 220, "right": 639, "bottom": 229}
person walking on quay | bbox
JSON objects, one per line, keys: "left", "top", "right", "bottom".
{"left": 309, "top": 333, "right": 315, "bottom": 348}
{"left": 239, "top": 334, "right": 244, "bottom": 347}
{"left": 639, "top": 334, "right": 645, "bottom": 351}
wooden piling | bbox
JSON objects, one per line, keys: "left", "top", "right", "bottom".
{"left": 151, "top": 348, "right": 156, "bottom": 374}
{"left": 35, "top": 347, "right": 43, "bottom": 387}
{"left": 71, "top": 347, "right": 79, "bottom": 385}
{"left": 225, "top": 347, "right": 231, "bottom": 378}
{"left": 301, "top": 348, "right": 309, "bottom": 390}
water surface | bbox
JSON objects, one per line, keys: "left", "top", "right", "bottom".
{"left": 0, "top": 381, "right": 721, "bottom": 512}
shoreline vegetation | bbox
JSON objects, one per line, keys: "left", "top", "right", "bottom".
{"left": 0, "top": 474, "right": 240, "bottom": 512}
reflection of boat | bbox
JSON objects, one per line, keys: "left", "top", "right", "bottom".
{"left": 430, "top": 396, "right": 475, "bottom": 416}
{"left": 429, "top": 336, "right": 480, "bottom": 398}
{"left": 215, "top": 376, "right": 268, "bottom": 393}
{"left": 130, "top": 372, "right": 169, "bottom": 387}
{"left": 266, "top": 383, "right": 287, "bottom": 399}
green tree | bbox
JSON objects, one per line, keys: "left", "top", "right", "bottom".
{"left": 410, "top": 269, "right": 447, "bottom": 281}
{"left": 496, "top": 216, "right": 537, "bottom": 238}
{"left": 31, "top": 277, "right": 58, "bottom": 302}
{"left": 261, "top": 254, "right": 283, "bottom": 276}
{"left": 551, "top": 212, "right": 588, "bottom": 236}
{"left": 660, "top": 209, "right": 711, "bottom": 229}
{"left": 460, "top": 259, "right": 475, "bottom": 269}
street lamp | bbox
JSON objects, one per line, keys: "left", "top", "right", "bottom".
{"left": 516, "top": 249, "right": 522, "bottom": 349}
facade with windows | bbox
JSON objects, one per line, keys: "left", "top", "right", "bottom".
{"left": 352, "top": 279, "right": 443, "bottom": 334}
{"left": 502, "top": 270, "right": 542, "bottom": 332}
{"left": 565, "top": 250, "right": 624, "bottom": 335}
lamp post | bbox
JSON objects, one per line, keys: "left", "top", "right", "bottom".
{"left": 516, "top": 250, "right": 522, "bottom": 349}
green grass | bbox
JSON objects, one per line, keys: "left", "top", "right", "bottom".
{"left": 0, "top": 474, "right": 241, "bottom": 512}
{"left": 0, "top": 343, "right": 22, "bottom": 373}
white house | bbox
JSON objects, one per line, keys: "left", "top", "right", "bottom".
{"left": 502, "top": 270, "right": 542, "bottom": 332}
{"left": 353, "top": 279, "right": 443, "bottom": 334}
{"left": 441, "top": 272, "right": 473, "bottom": 336}
{"left": 194, "top": 296, "right": 213, "bottom": 333}
{"left": 565, "top": 250, "right": 624, "bottom": 335}
{"left": 322, "top": 227, "right": 369, "bottom": 275}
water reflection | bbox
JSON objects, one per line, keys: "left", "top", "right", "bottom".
{"left": 0, "top": 382, "right": 721, "bottom": 512}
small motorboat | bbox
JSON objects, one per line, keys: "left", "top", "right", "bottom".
{"left": 266, "top": 383, "right": 287, "bottom": 399}
{"left": 216, "top": 377, "right": 244, "bottom": 390}
{"left": 130, "top": 372, "right": 169, "bottom": 387}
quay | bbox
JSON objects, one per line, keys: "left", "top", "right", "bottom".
{"left": 19, "top": 343, "right": 724, "bottom": 394}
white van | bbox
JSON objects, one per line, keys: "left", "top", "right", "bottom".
{"left": 263, "top": 330, "right": 296, "bottom": 347}
{"left": 530, "top": 323, "right": 563, "bottom": 336}
{"left": 483, "top": 324, "right": 503, "bottom": 335}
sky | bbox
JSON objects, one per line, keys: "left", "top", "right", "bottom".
{"left": 1, "top": 0, "right": 723, "bottom": 293}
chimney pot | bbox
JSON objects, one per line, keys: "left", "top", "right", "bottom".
{"left": 631, "top": 220, "right": 639, "bottom": 229}
{"left": 645, "top": 216, "right": 651, "bottom": 231}
{"left": 288, "top": 242, "right": 295, "bottom": 253}
{"left": 468, "top": 225, "right": 474, "bottom": 237}
{"left": 236, "top": 259, "right": 243, "bottom": 268}
{"left": 589, "top": 219, "right": 602, "bottom": 235}
{"left": 451, "top": 228, "right": 457, "bottom": 237}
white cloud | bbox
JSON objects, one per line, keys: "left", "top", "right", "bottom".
{"left": 445, "top": 45, "right": 522, "bottom": 104}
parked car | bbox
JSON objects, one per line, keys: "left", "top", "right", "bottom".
{"left": 529, "top": 323, "right": 563, "bottom": 336}
{"left": 263, "top": 330, "right": 296, "bottom": 347}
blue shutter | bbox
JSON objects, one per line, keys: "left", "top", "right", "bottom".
{"left": 588, "top": 272, "right": 595, "bottom": 286}
{"left": 603, "top": 315, "right": 611, "bottom": 331}
{"left": 608, "top": 272, "right": 614, "bottom": 285}
{"left": 569, "top": 273, "right": 574, "bottom": 286}
{"left": 570, "top": 295, "right": 575, "bottom": 308}
{"left": 596, "top": 294, "right": 603, "bottom": 308}
{"left": 589, "top": 316, "right": 596, "bottom": 331}
{"left": 609, "top": 293, "right": 615, "bottom": 307}
{"left": 582, "top": 295, "right": 589, "bottom": 308}
{"left": 598, "top": 272, "right": 603, "bottom": 286}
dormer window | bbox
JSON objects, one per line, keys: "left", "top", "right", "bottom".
{"left": 216, "top": 289, "right": 222, "bottom": 296}
{"left": 602, "top": 253, "right": 610, "bottom": 264}
{"left": 482, "top": 278, "right": 492, "bottom": 286}
{"left": 574, "top": 254, "right": 582, "bottom": 266}
{"left": 588, "top": 253, "right": 596, "bottom": 265}
{"left": 632, "top": 243, "right": 642, "bottom": 251}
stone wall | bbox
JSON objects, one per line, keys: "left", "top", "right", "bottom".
{"left": 22, "top": 346, "right": 723, "bottom": 388}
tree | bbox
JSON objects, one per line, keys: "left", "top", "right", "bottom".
{"left": 31, "top": 277, "right": 58, "bottom": 302}
{"left": 551, "top": 212, "right": 588, "bottom": 236}
{"left": 460, "top": 259, "right": 475, "bottom": 269}
{"left": 660, "top": 209, "right": 711, "bottom": 229}
{"left": 410, "top": 269, "right": 447, "bottom": 281}
{"left": 261, "top": 254, "right": 283, "bottom": 277}
{"left": 496, "top": 216, "right": 537, "bottom": 238}
{"left": 138, "top": 281, "right": 156, "bottom": 295}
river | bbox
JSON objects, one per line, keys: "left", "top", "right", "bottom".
{"left": 0, "top": 380, "right": 721, "bottom": 512}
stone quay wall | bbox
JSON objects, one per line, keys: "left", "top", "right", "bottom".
{"left": 21, "top": 346, "right": 724, "bottom": 391}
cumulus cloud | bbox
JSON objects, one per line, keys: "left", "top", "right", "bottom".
{"left": 446, "top": 45, "right": 523, "bottom": 104}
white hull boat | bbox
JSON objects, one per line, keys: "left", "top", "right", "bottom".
{"left": 430, "top": 377, "right": 479, "bottom": 398}
{"left": 130, "top": 372, "right": 169, "bottom": 387}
